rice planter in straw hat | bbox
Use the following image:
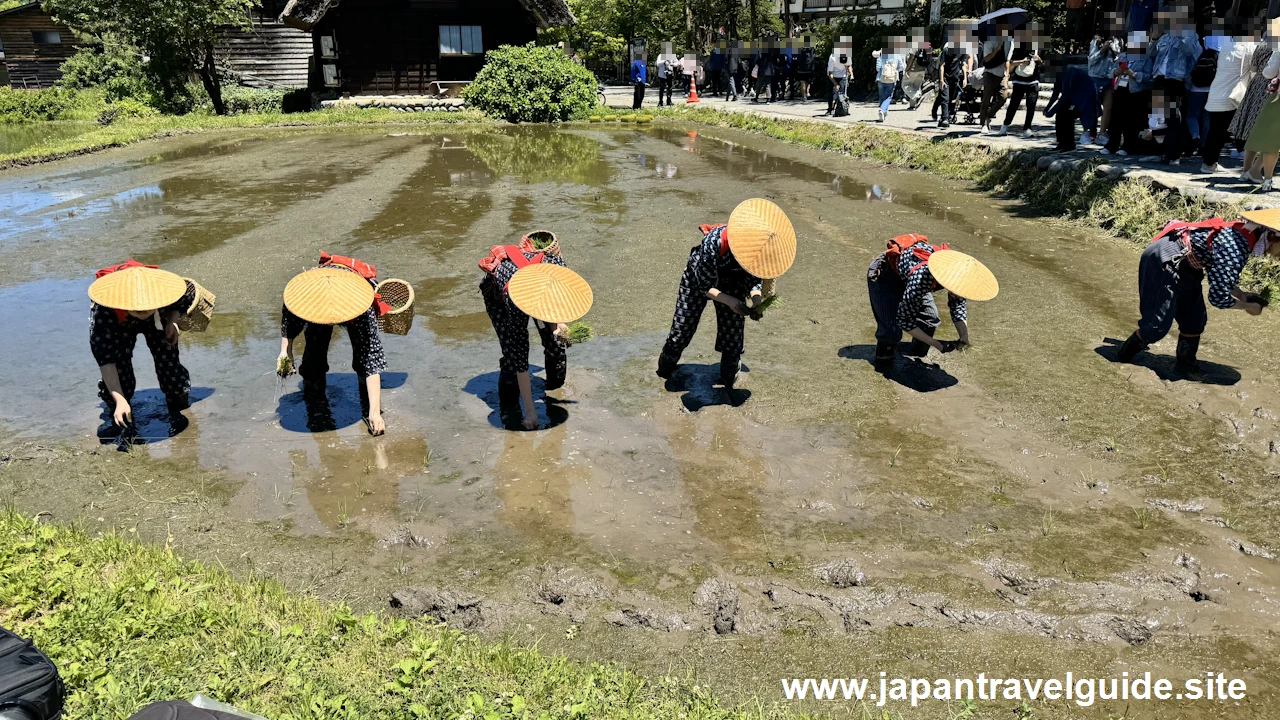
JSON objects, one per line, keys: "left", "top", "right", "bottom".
{"left": 927, "top": 250, "right": 999, "bottom": 301}
{"left": 727, "top": 198, "right": 797, "bottom": 279}
{"left": 1241, "top": 208, "right": 1280, "bottom": 233}
{"left": 507, "top": 264, "right": 593, "bottom": 324}
{"left": 284, "top": 267, "right": 376, "bottom": 325}
{"left": 88, "top": 266, "right": 187, "bottom": 311}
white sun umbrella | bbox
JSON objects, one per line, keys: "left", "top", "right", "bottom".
{"left": 977, "top": 7, "right": 1028, "bottom": 36}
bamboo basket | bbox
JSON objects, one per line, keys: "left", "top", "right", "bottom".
{"left": 376, "top": 279, "right": 415, "bottom": 335}
{"left": 176, "top": 278, "right": 215, "bottom": 333}
{"left": 523, "top": 230, "right": 560, "bottom": 257}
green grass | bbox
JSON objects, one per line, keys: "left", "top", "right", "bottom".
{"left": 650, "top": 106, "right": 1280, "bottom": 295}
{"left": 0, "top": 106, "right": 490, "bottom": 170}
{"left": 0, "top": 510, "right": 820, "bottom": 720}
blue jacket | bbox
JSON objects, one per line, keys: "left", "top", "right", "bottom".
{"left": 875, "top": 53, "right": 906, "bottom": 82}
{"left": 1149, "top": 31, "right": 1201, "bottom": 81}
{"left": 1119, "top": 51, "right": 1154, "bottom": 92}
{"left": 630, "top": 60, "right": 646, "bottom": 84}
{"left": 1044, "top": 65, "right": 1098, "bottom": 134}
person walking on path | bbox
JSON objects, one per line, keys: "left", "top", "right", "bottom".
{"left": 979, "top": 24, "right": 1013, "bottom": 133}
{"left": 1101, "top": 35, "right": 1155, "bottom": 156}
{"left": 89, "top": 261, "right": 198, "bottom": 429}
{"left": 1115, "top": 212, "right": 1280, "bottom": 374}
{"left": 1201, "top": 29, "right": 1261, "bottom": 172}
{"left": 753, "top": 49, "right": 775, "bottom": 103}
{"left": 1000, "top": 23, "right": 1042, "bottom": 137}
{"left": 794, "top": 44, "right": 815, "bottom": 100}
{"left": 826, "top": 40, "right": 851, "bottom": 115}
{"left": 631, "top": 52, "right": 647, "bottom": 110}
{"left": 479, "top": 234, "right": 592, "bottom": 430}
{"left": 656, "top": 199, "right": 797, "bottom": 389}
{"left": 279, "top": 253, "right": 390, "bottom": 435}
{"left": 867, "top": 235, "right": 998, "bottom": 373}
{"left": 874, "top": 40, "right": 906, "bottom": 122}
{"left": 937, "top": 21, "right": 974, "bottom": 128}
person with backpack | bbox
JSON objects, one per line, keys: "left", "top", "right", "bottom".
{"left": 867, "top": 234, "right": 998, "bottom": 373}
{"left": 978, "top": 23, "right": 1014, "bottom": 133}
{"left": 873, "top": 39, "right": 907, "bottom": 122}
{"left": 88, "top": 260, "right": 200, "bottom": 430}
{"left": 279, "top": 252, "right": 390, "bottom": 435}
{"left": 1115, "top": 211, "right": 1279, "bottom": 373}
{"left": 826, "top": 40, "right": 852, "bottom": 116}
{"left": 999, "top": 22, "right": 1043, "bottom": 137}
{"left": 656, "top": 199, "right": 796, "bottom": 389}
{"left": 753, "top": 47, "right": 775, "bottom": 103}
{"left": 479, "top": 234, "right": 593, "bottom": 430}
{"left": 794, "top": 45, "right": 815, "bottom": 100}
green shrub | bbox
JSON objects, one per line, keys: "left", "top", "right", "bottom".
{"left": 221, "top": 86, "right": 286, "bottom": 115}
{"left": 462, "top": 43, "right": 596, "bottom": 123}
{"left": 96, "top": 98, "right": 158, "bottom": 125}
{"left": 0, "top": 87, "right": 78, "bottom": 123}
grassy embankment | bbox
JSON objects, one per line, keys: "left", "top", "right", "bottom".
{"left": 0, "top": 510, "right": 829, "bottom": 720}
{"left": 652, "top": 105, "right": 1280, "bottom": 296}
{"left": 0, "top": 106, "right": 490, "bottom": 170}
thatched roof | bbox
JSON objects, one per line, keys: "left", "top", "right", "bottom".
{"left": 279, "top": 0, "right": 573, "bottom": 32}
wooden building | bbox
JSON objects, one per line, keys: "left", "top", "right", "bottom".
{"left": 0, "top": 1, "right": 89, "bottom": 88}
{"left": 279, "top": 0, "right": 575, "bottom": 95}
{"left": 215, "top": 0, "right": 313, "bottom": 89}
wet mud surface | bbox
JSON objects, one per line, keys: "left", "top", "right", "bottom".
{"left": 3, "top": 124, "right": 1280, "bottom": 717}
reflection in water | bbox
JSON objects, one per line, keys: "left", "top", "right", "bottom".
{"left": 468, "top": 129, "right": 611, "bottom": 186}
{"left": 660, "top": 413, "right": 765, "bottom": 553}
{"left": 291, "top": 434, "right": 427, "bottom": 532}
{"left": 493, "top": 422, "right": 581, "bottom": 543}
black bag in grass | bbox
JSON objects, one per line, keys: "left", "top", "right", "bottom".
{"left": 0, "top": 627, "right": 65, "bottom": 720}
{"left": 126, "top": 699, "right": 261, "bottom": 720}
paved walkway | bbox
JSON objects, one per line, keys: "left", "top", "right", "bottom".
{"left": 605, "top": 85, "right": 1280, "bottom": 210}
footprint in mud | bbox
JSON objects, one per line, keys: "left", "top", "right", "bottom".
{"left": 1094, "top": 339, "right": 1242, "bottom": 386}
{"left": 838, "top": 344, "right": 957, "bottom": 392}
{"left": 661, "top": 362, "right": 751, "bottom": 411}
{"left": 462, "top": 369, "right": 571, "bottom": 431}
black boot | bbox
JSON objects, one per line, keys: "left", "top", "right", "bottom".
{"left": 497, "top": 371, "right": 520, "bottom": 405}
{"left": 720, "top": 352, "right": 741, "bottom": 388}
{"left": 873, "top": 341, "right": 896, "bottom": 373}
{"left": 1116, "top": 332, "right": 1149, "bottom": 363}
{"left": 656, "top": 349, "right": 680, "bottom": 379}
{"left": 166, "top": 392, "right": 190, "bottom": 414}
{"left": 1175, "top": 335, "right": 1202, "bottom": 374}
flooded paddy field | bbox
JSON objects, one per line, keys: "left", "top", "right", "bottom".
{"left": 2, "top": 123, "right": 1279, "bottom": 718}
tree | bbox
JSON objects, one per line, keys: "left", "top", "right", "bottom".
{"left": 43, "top": 0, "right": 256, "bottom": 115}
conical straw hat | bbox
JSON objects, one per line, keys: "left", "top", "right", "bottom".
{"left": 927, "top": 250, "right": 999, "bottom": 301}
{"left": 87, "top": 266, "right": 187, "bottom": 311}
{"left": 507, "top": 264, "right": 593, "bottom": 324}
{"left": 1240, "top": 209, "right": 1280, "bottom": 232}
{"left": 726, "top": 198, "right": 797, "bottom": 279}
{"left": 283, "top": 267, "right": 375, "bottom": 325}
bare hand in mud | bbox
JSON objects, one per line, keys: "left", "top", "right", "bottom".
{"left": 1243, "top": 301, "right": 1264, "bottom": 316}
{"left": 112, "top": 398, "right": 133, "bottom": 427}
{"left": 522, "top": 413, "right": 539, "bottom": 431}
{"left": 367, "top": 412, "right": 386, "bottom": 436}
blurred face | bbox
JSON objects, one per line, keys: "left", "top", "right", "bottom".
{"left": 127, "top": 309, "right": 155, "bottom": 319}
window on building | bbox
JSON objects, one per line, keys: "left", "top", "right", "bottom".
{"left": 31, "top": 30, "right": 62, "bottom": 44}
{"left": 439, "top": 25, "right": 482, "bottom": 55}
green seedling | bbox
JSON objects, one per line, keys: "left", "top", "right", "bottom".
{"left": 565, "top": 321, "right": 593, "bottom": 344}
{"left": 276, "top": 356, "right": 295, "bottom": 378}
{"left": 1134, "top": 507, "right": 1152, "bottom": 530}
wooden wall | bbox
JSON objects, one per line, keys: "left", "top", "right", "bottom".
{"left": 216, "top": 18, "right": 313, "bottom": 89}
{"left": 0, "top": 6, "right": 87, "bottom": 88}
{"left": 316, "top": 0, "right": 538, "bottom": 95}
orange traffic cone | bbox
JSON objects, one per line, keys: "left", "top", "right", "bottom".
{"left": 687, "top": 76, "right": 701, "bottom": 104}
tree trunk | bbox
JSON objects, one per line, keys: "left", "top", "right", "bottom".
{"left": 200, "top": 41, "right": 226, "bottom": 116}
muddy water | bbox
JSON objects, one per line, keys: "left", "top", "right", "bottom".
{"left": 3, "top": 124, "right": 1280, "bottom": 717}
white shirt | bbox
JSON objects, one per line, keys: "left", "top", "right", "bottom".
{"left": 1206, "top": 39, "right": 1260, "bottom": 112}
{"left": 827, "top": 53, "right": 848, "bottom": 78}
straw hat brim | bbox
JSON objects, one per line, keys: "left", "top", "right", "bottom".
{"left": 1240, "top": 209, "right": 1280, "bottom": 233}
{"left": 284, "top": 267, "right": 376, "bottom": 325}
{"left": 727, "top": 198, "right": 797, "bottom": 279}
{"left": 507, "top": 264, "right": 593, "bottom": 324}
{"left": 927, "top": 250, "right": 999, "bottom": 301}
{"left": 88, "top": 266, "right": 187, "bottom": 311}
